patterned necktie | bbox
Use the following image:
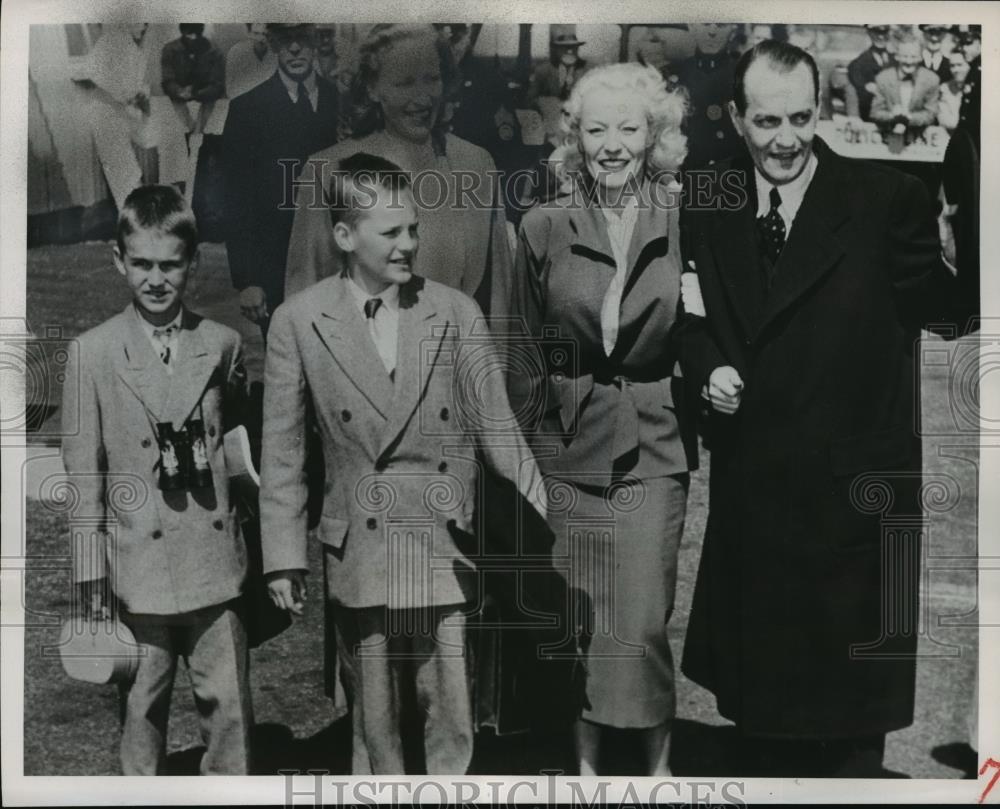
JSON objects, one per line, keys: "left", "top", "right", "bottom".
{"left": 757, "top": 186, "right": 786, "bottom": 268}
{"left": 152, "top": 325, "right": 177, "bottom": 366}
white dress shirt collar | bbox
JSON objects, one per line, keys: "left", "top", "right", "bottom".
{"left": 754, "top": 150, "right": 819, "bottom": 235}
{"left": 277, "top": 68, "right": 319, "bottom": 111}
{"left": 346, "top": 276, "right": 401, "bottom": 313}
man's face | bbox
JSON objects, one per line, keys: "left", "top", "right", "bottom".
{"left": 316, "top": 28, "right": 335, "bottom": 56}
{"left": 129, "top": 23, "right": 148, "bottom": 43}
{"left": 963, "top": 37, "right": 981, "bottom": 62}
{"left": 271, "top": 29, "right": 316, "bottom": 81}
{"left": 896, "top": 41, "right": 922, "bottom": 76}
{"left": 336, "top": 188, "right": 419, "bottom": 293}
{"left": 556, "top": 44, "right": 580, "bottom": 66}
{"left": 248, "top": 24, "right": 267, "bottom": 45}
{"left": 923, "top": 27, "right": 945, "bottom": 51}
{"left": 114, "top": 229, "right": 194, "bottom": 325}
{"left": 868, "top": 26, "right": 890, "bottom": 51}
{"left": 690, "top": 23, "right": 735, "bottom": 55}
{"left": 949, "top": 52, "right": 970, "bottom": 83}
{"left": 730, "top": 59, "right": 817, "bottom": 186}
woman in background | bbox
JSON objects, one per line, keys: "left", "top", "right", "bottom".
{"left": 283, "top": 23, "right": 512, "bottom": 319}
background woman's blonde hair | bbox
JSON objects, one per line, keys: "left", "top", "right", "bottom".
{"left": 349, "top": 23, "right": 459, "bottom": 153}
{"left": 558, "top": 62, "right": 688, "bottom": 180}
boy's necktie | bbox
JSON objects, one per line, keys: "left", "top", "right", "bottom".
{"left": 364, "top": 298, "right": 394, "bottom": 378}
{"left": 152, "top": 324, "right": 177, "bottom": 367}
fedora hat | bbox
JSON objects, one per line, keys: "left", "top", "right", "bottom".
{"left": 59, "top": 617, "right": 140, "bottom": 685}
{"left": 550, "top": 24, "right": 585, "bottom": 47}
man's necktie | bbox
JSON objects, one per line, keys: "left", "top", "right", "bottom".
{"left": 364, "top": 298, "right": 382, "bottom": 319}
{"left": 295, "top": 82, "right": 313, "bottom": 116}
{"left": 757, "top": 186, "right": 786, "bottom": 269}
{"left": 152, "top": 325, "right": 177, "bottom": 366}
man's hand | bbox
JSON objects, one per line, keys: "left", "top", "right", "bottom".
{"left": 266, "top": 570, "right": 307, "bottom": 616}
{"left": 74, "top": 578, "right": 110, "bottom": 621}
{"left": 702, "top": 366, "right": 744, "bottom": 415}
{"left": 239, "top": 286, "right": 269, "bottom": 324}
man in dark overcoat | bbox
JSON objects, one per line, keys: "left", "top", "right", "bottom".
{"left": 677, "top": 39, "right": 971, "bottom": 778}
{"left": 222, "top": 23, "right": 339, "bottom": 336}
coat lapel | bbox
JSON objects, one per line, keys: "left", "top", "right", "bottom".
{"left": 756, "top": 140, "right": 849, "bottom": 337}
{"left": 313, "top": 275, "right": 394, "bottom": 420}
{"left": 377, "top": 279, "right": 442, "bottom": 458}
{"left": 115, "top": 306, "right": 170, "bottom": 424}
{"left": 163, "top": 310, "right": 220, "bottom": 426}
{"left": 710, "top": 160, "right": 766, "bottom": 338}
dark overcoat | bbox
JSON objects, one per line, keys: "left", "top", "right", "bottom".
{"left": 677, "top": 138, "right": 963, "bottom": 738}
{"left": 222, "top": 71, "right": 339, "bottom": 310}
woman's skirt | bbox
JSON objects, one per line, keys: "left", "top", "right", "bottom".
{"left": 545, "top": 473, "right": 689, "bottom": 728}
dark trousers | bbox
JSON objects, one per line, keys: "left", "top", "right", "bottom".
{"left": 737, "top": 731, "right": 887, "bottom": 778}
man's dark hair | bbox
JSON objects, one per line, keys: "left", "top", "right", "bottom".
{"left": 732, "top": 39, "right": 820, "bottom": 116}
{"left": 117, "top": 184, "right": 198, "bottom": 259}
{"left": 325, "top": 152, "right": 412, "bottom": 228}
{"left": 179, "top": 23, "right": 205, "bottom": 37}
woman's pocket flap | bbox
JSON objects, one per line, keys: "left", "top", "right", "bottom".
{"left": 829, "top": 426, "right": 916, "bottom": 476}
{"left": 318, "top": 515, "right": 349, "bottom": 549}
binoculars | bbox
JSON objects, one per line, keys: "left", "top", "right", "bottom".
{"left": 156, "top": 420, "right": 213, "bottom": 491}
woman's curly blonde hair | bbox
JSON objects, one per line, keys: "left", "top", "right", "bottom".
{"left": 558, "top": 62, "right": 689, "bottom": 181}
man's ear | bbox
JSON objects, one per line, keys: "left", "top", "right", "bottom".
{"left": 188, "top": 245, "right": 200, "bottom": 276}
{"left": 112, "top": 244, "right": 126, "bottom": 277}
{"left": 728, "top": 100, "right": 744, "bottom": 137}
{"left": 332, "top": 221, "right": 355, "bottom": 254}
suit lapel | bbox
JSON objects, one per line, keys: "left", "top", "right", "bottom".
{"left": 313, "top": 275, "right": 394, "bottom": 420}
{"left": 377, "top": 279, "right": 442, "bottom": 458}
{"left": 163, "top": 311, "right": 219, "bottom": 426}
{"left": 756, "top": 140, "right": 849, "bottom": 336}
{"left": 115, "top": 306, "right": 170, "bottom": 424}
{"left": 710, "top": 161, "right": 766, "bottom": 338}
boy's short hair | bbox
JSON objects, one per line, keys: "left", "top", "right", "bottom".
{"left": 116, "top": 185, "right": 199, "bottom": 259}
{"left": 325, "top": 152, "right": 411, "bottom": 229}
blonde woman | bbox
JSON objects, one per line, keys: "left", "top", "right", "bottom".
{"left": 509, "top": 63, "right": 696, "bottom": 776}
{"left": 283, "top": 23, "right": 512, "bottom": 318}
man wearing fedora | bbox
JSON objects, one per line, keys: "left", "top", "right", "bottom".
{"left": 526, "top": 24, "right": 588, "bottom": 103}
{"left": 919, "top": 24, "right": 952, "bottom": 84}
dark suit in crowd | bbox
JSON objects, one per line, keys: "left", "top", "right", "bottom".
{"left": 222, "top": 71, "right": 338, "bottom": 324}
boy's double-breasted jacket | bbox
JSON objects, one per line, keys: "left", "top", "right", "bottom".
{"left": 260, "top": 274, "right": 543, "bottom": 610}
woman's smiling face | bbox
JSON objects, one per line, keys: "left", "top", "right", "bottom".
{"left": 371, "top": 37, "right": 443, "bottom": 144}
{"left": 579, "top": 86, "right": 648, "bottom": 189}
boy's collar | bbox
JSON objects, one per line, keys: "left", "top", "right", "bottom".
{"left": 132, "top": 302, "right": 184, "bottom": 335}
{"left": 345, "top": 274, "right": 400, "bottom": 312}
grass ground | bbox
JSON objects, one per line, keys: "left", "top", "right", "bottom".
{"left": 20, "top": 241, "right": 979, "bottom": 776}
